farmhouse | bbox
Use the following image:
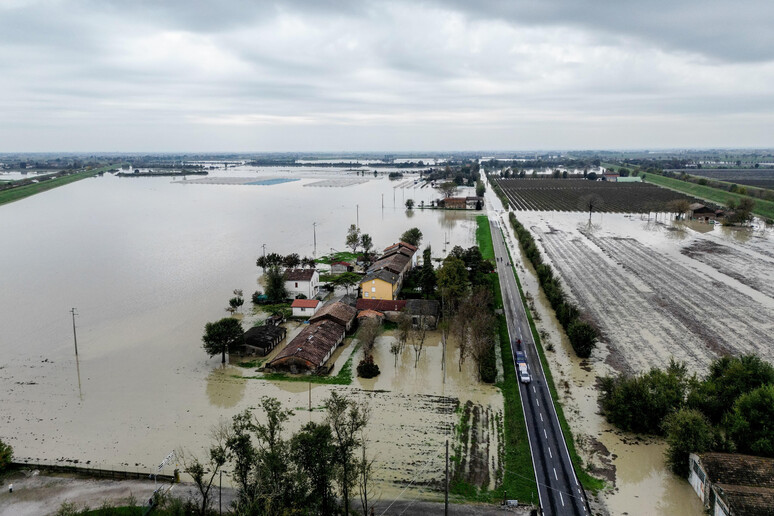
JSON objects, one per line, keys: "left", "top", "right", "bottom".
{"left": 359, "top": 241, "right": 418, "bottom": 300}
{"left": 602, "top": 172, "right": 619, "bottom": 182}
{"left": 284, "top": 268, "right": 320, "bottom": 299}
{"left": 360, "top": 269, "right": 401, "bottom": 300}
{"left": 242, "top": 325, "right": 287, "bottom": 356}
{"left": 689, "top": 203, "right": 718, "bottom": 221}
{"left": 267, "top": 319, "right": 345, "bottom": 373}
{"left": 439, "top": 196, "right": 483, "bottom": 210}
{"left": 309, "top": 301, "right": 357, "bottom": 331}
{"left": 688, "top": 452, "right": 774, "bottom": 516}
{"left": 291, "top": 298, "right": 321, "bottom": 318}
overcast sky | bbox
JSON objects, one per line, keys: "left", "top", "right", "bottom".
{"left": 1, "top": 0, "right": 773, "bottom": 152}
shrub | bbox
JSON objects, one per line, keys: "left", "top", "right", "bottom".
{"left": 0, "top": 439, "right": 12, "bottom": 472}
{"left": 663, "top": 409, "right": 715, "bottom": 477}
{"left": 567, "top": 319, "right": 597, "bottom": 358}
{"left": 479, "top": 343, "right": 497, "bottom": 383}
{"left": 356, "top": 355, "right": 380, "bottom": 378}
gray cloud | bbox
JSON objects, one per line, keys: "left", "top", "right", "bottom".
{"left": 0, "top": 0, "right": 772, "bottom": 151}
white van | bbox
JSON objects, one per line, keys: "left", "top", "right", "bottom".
{"left": 518, "top": 364, "right": 531, "bottom": 384}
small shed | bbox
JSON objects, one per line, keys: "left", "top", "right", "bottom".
{"left": 292, "top": 298, "right": 321, "bottom": 318}
{"left": 689, "top": 203, "right": 717, "bottom": 221}
{"left": 356, "top": 309, "right": 384, "bottom": 325}
{"left": 331, "top": 261, "right": 354, "bottom": 274}
{"left": 242, "top": 325, "right": 287, "bottom": 356}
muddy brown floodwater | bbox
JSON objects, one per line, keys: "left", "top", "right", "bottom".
{"left": 0, "top": 165, "right": 501, "bottom": 507}
{"left": 493, "top": 208, "right": 774, "bottom": 516}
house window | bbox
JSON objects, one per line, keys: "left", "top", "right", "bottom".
{"left": 371, "top": 287, "right": 376, "bottom": 292}
{"left": 295, "top": 282, "right": 298, "bottom": 288}
{"left": 364, "top": 292, "right": 369, "bottom": 297}
{"left": 301, "top": 307, "right": 306, "bottom": 312}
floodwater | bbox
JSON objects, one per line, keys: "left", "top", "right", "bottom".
{"left": 491, "top": 204, "right": 774, "bottom": 516}
{"left": 0, "top": 165, "right": 490, "bottom": 498}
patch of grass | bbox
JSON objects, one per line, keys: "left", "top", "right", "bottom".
{"left": 475, "top": 215, "right": 495, "bottom": 261}
{"left": 503, "top": 246, "right": 605, "bottom": 493}
{"left": 644, "top": 172, "right": 774, "bottom": 220}
{"left": 237, "top": 358, "right": 265, "bottom": 369}
{"left": 0, "top": 164, "right": 119, "bottom": 207}
{"left": 316, "top": 251, "right": 358, "bottom": 265}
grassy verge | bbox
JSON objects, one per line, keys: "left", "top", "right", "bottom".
{"left": 643, "top": 171, "right": 774, "bottom": 220}
{"left": 475, "top": 215, "right": 495, "bottom": 261}
{"left": 503, "top": 245, "right": 605, "bottom": 493}
{"left": 0, "top": 165, "right": 118, "bottom": 207}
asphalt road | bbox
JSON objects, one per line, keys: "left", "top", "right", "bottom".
{"left": 489, "top": 217, "right": 589, "bottom": 516}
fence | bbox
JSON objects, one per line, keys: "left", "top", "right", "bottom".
{"left": 12, "top": 458, "right": 178, "bottom": 483}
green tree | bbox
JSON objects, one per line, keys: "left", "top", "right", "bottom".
{"left": 727, "top": 384, "right": 774, "bottom": 457}
{"left": 291, "top": 422, "right": 337, "bottom": 515}
{"left": 437, "top": 181, "right": 458, "bottom": 198}
{"left": 264, "top": 265, "right": 288, "bottom": 303}
{"left": 400, "top": 227, "right": 423, "bottom": 247}
{"left": 662, "top": 409, "right": 715, "bottom": 476}
{"left": 405, "top": 198, "right": 415, "bottom": 210}
{"left": 475, "top": 180, "right": 485, "bottom": 197}
{"left": 437, "top": 256, "right": 469, "bottom": 313}
{"left": 359, "top": 233, "right": 373, "bottom": 260}
{"left": 325, "top": 392, "right": 370, "bottom": 516}
{"left": 333, "top": 272, "right": 361, "bottom": 296}
{"left": 228, "top": 296, "right": 244, "bottom": 314}
{"left": 687, "top": 354, "right": 774, "bottom": 424}
{"left": 346, "top": 224, "right": 360, "bottom": 254}
{"left": 180, "top": 439, "right": 228, "bottom": 516}
{"left": 420, "top": 247, "right": 437, "bottom": 297}
{"left": 283, "top": 253, "right": 301, "bottom": 269}
{"left": 0, "top": 439, "right": 12, "bottom": 473}
{"left": 566, "top": 319, "right": 598, "bottom": 358}
{"left": 202, "top": 317, "right": 244, "bottom": 363}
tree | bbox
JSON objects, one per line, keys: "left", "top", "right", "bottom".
{"left": 179, "top": 437, "right": 228, "bottom": 516}
{"left": 437, "top": 181, "right": 458, "bottom": 198}
{"left": 202, "top": 317, "right": 244, "bottom": 363}
{"left": 333, "top": 272, "right": 361, "bottom": 296}
{"left": 420, "top": 247, "right": 437, "bottom": 297}
{"left": 357, "top": 436, "right": 377, "bottom": 516}
{"left": 667, "top": 199, "right": 691, "bottom": 219}
{"left": 727, "top": 384, "right": 774, "bottom": 457}
{"left": 400, "top": 227, "right": 423, "bottom": 247}
{"left": 662, "top": 409, "right": 715, "bottom": 477}
{"left": 360, "top": 233, "right": 374, "bottom": 260}
{"left": 291, "top": 422, "right": 337, "bottom": 515}
{"left": 469, "top": 290, "right": 496, "bottom": 381}
{"left": 264, "top": 265, "right": 288, "bottom": 303}
{"left": 578, "top": 194, "right": 603, "bottom": 222}
{"left": 475, "top": 180, "right": 485, "bottom": 197}
{"left": 346, "top": 224, "right": 360, "bottom": 254}
{"left": 283, "top": 253, "right": 301, "bottom": 269}
{"left": 257, "top": 252, "right": 284, "bottom": 269}
{"left": 357, "top": 318, "right": 379, "bottom": 358}
{"left": 253, "top": 397, "right": 294, "bottom": 508}
{"left": 437, "top": 256, "right": 469, "bottom": 313}
{"left": 734, "top": 197, "right": 755, "bottom": 223}
{"left": 405, "top": 199, "right": 415, "bottom": 210}
{"left": 408, "top": 312, "right": 428, "bottom": 367}
{"left": 228, "top": 295, "right": 244, "bottom": 314}
{"left": 0, "top": 439, "right": 12, "bottom": 473}
{"left": 325, "top": 392, "right": 370, "bottom": 516}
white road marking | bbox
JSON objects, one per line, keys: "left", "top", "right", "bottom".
{"left": 543, "top": 428, "right": 548, "bottom": 439}
{"left": 559, "top": 492, "right": 565, "bottom": 506}
{"left": 554, "top": 468, "right": 558, "bottom": 480}
{"left": 536, "top": 398, "right": 539, "bottom": 407}
{"left": 532, "top": 386, "right": 536, "bottom": 393}
{"left": 548, "top": 447, "right": 552, "bottom": 458}
{"left": 539, "top": 413, "right": 543, "bottom": 422}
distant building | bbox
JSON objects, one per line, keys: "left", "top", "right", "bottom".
{"left": 689, "top": 452, "right": 774, "bottom": 516}
{"left": 284, "top": 268, "right": 320, "bottom": 299}
{"left": 291, "top": 298, "right": 321, "bottom": 318}
{"left": 616, "top": 176, "right": 642, "bottom": 183}
{"left": 330, "top": 261, "right": 354, "bottom": 274}
{"left": 689, "top": 203, "right": 718, "bottom": 221}
{"left": 356, "top": 298, "right": 407, "bottom": 314}
{"left": 602, "top": 173, "right": 619, "bottom": 182}
{"left": 439, "top": 196, "right": 483, "bottom": 210}
{"left": 405, "top": 299, "right": 441, "bottom": 329}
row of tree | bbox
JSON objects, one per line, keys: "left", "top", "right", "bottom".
{"left": 181, "top": 393, "right": 371, "bottom": 516}
{"left": 600, "top": 355, "right": 774, "bottom": 476}
{"left": 508, "top": 213, "right": 598, "bottom": 358}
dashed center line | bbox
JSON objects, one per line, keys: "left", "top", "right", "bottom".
{"left": 554, "top": 468, "right": 558, "bottom": 480}
{"left": 548, "top": 447, "right": 552, "bottom": 458}
{"left": 539, "top": 413, "right": 543, "bottom": 422}
{"left": 543, "top": 428, "right": 548, "bottom": 439}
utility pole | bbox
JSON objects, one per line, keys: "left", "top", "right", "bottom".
{"left": 70, "top": 308, "right": 78, "bottom": 356}
{"left": 445, "top": 439, "right": 449, "bottom": 516}
{"left": 356, "top": 204, "right": 359, "bottom": 229}
{"left": 312, "top": 222, "right": 317, "bottom": 256}
{"left": 381, "top": 193, "right": 384, "bottom": 209}
{"left": 219, "top": 470, "right": 222, "bottom": 515}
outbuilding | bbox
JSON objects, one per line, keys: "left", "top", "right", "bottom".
{"left": 309, "top": 301, "right": 358, "bottom": 331}
{"left": 267, "top": 319, "right": 346, "bottom": 373}
{"left": 291, "top": 298, "right": 321, "bottom": 318}
{"left": 284, "top": 268, "right": 320, "bottom": 299}
{"left": 242, "top": 325, "right": 287, "bottom": 356}
{"left": 688, "top": 452, "right": 774, "bottom": 516}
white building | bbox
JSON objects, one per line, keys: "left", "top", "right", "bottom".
{"left": 291, "top": 298, "right": 321, "bottom": 318}
{"left": 284, "top": 268, "right": 320, "bottom": 299}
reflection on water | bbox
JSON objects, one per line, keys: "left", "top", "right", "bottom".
{"left": 205, "top": 366, "right": 246, "bottom": 408}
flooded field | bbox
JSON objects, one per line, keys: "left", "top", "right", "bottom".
{"left": 0, "top": 165, "right": 493, "bottom": 502}
{"left": 493, "top": 207, "right": 774, "bottom": 516}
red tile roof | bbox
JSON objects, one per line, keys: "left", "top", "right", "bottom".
{"left": 291, "top": 299, "right": 321, "bottom": 308}
{"left": 357, "top": 309, "right": 384, "bottom": 318}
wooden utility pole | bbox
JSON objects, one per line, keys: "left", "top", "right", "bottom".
{"left": 445, "top": 439, "right": 449, "bottom": 516}
{"left": 70, "top": 308, "right": 78, "bottom": 356}
{"left": 313, "top": 222, "right": 318, "bottom": 256}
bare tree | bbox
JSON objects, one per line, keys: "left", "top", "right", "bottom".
{"left": 407, "top": 314, "right": 428, "bottom": 368}
{"left": 178, "top": 429, "right": 228, "bottom": 516}
{"left": 667, "top": 198, "right": 691, "bottom": 220}
{"left": 357, "top": 433, "right": 377, "bottom": 516}
{"left": 358, "top": 318, "right": 379, "bottom": 358}
{"left": 452, "top": 297, "right": 475, "bottom": 371}
{"left": 578, "top": 194, "right": 604, "bottom": 222}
